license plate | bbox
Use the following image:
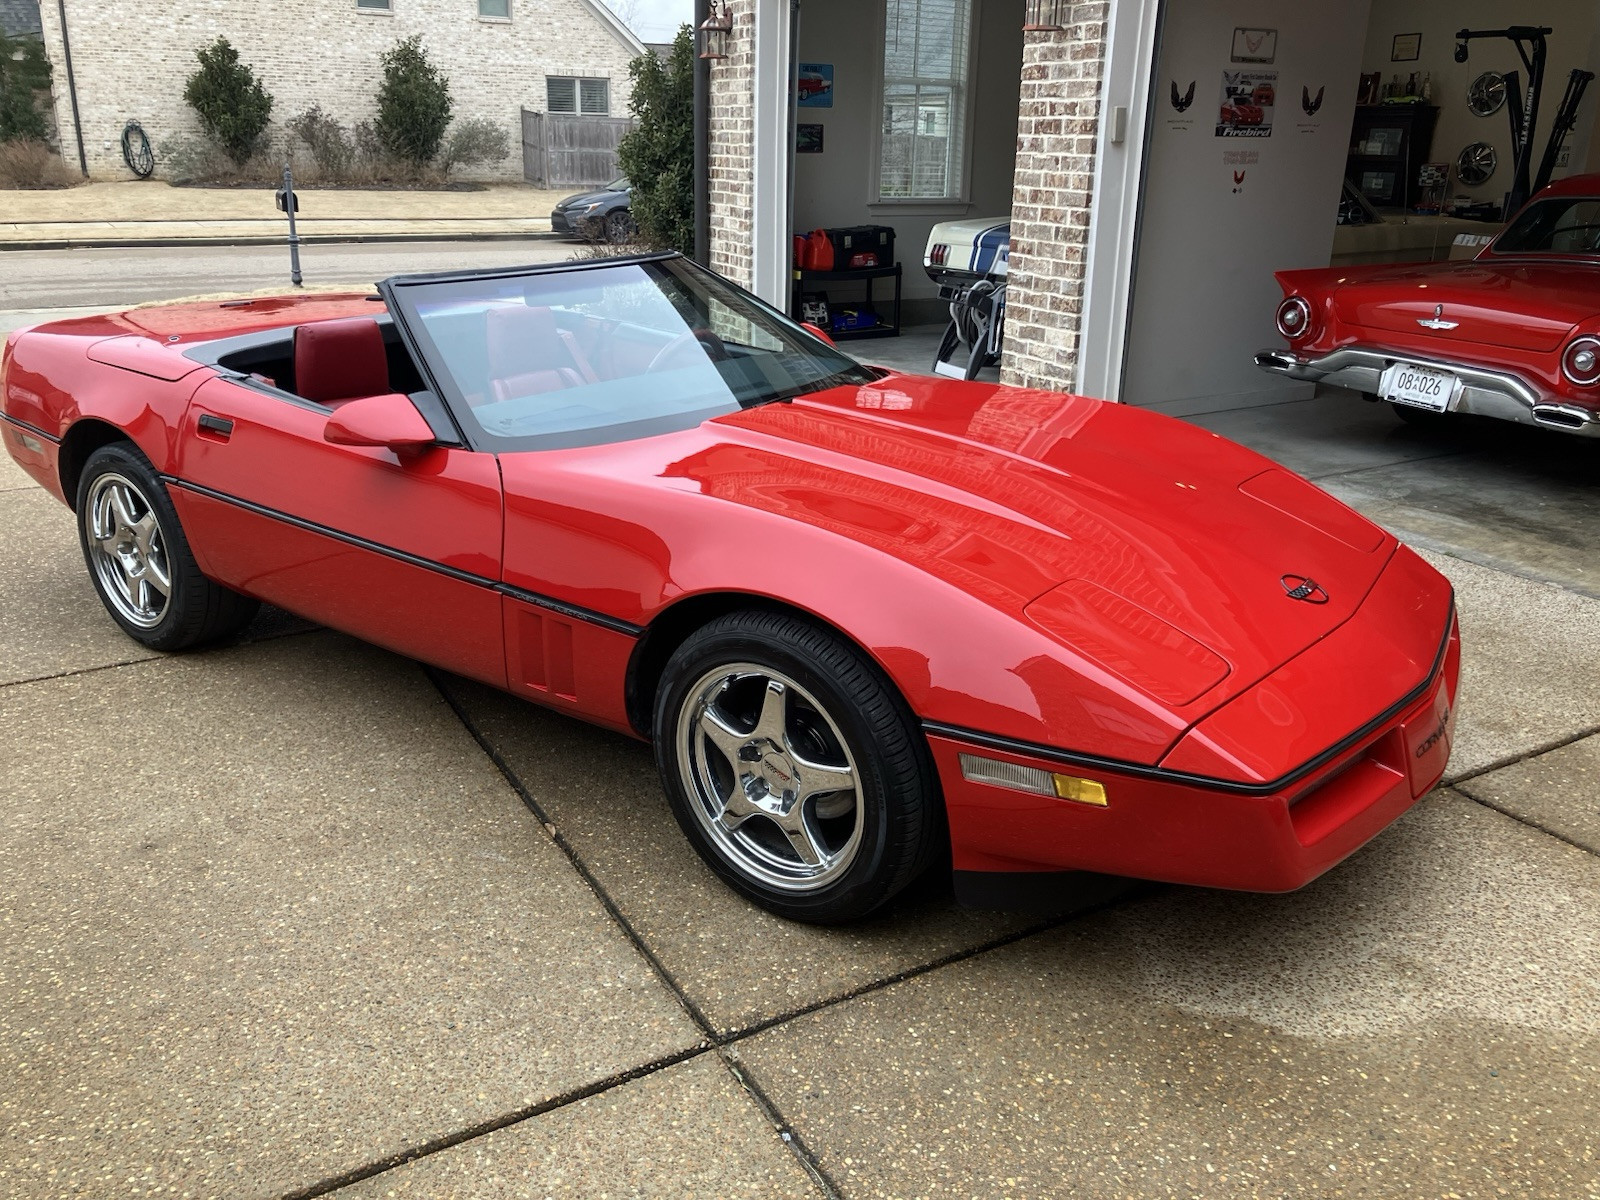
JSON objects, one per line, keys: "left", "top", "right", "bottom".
{"left": 1382, "top": 362, "right": 1456, "bottom": 412}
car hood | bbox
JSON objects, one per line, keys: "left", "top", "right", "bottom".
{"left": 556, "top": 188, "right": 625, "bottom": 210}
{"left": 1327, "top": 259, "right": 1600, "bottom": 352}
{"left": 688, "top": 374, "right": 1394, "bottom": 713}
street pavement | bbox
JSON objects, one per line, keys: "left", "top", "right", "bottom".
{"left": 1, "top": 258, "right": 1598, "bottom": 1198}
{"left": 0, "top": 181, "right": 569, "bottom": 249}
{"left": 0, "top": 239, "right": 578, "bottom": 315}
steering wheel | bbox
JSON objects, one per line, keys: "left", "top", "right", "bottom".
{"left": 646, "top": 328, "right": 728, "bottom": 372}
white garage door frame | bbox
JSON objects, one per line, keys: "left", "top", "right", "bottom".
{"left": 1075, "top": 0, "right": 1163, "bottom": 402}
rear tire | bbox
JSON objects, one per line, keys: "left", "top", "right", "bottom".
{"left": 1388, "top": 400, "right": 1445, "bottom": 427}
{"left": 653, "top": 610, "right": 941, "bottom": 923}
{"left": 76, "top": 442, "right": 259, "bottom": 651}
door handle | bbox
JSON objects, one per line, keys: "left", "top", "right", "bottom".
{"left": 197, "top": 414, "right": 234, "bottom": 441}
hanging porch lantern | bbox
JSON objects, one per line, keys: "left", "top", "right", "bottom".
{"left": 1023, "top": 0, "right": 1065, "bottom": 32}
{"left": 698, "top": 1, "right": 733, "bottom": 60}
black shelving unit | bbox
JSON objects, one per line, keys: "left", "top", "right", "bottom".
{"left": 1346, "top": 104, "right": 1439, "bottom": 209}
{"left": 792, "top": 264, "right": 902, "bottom": 340}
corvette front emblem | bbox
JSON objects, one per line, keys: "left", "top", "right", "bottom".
{"left": 1416, "top": 303, "right": 1459, "bottom": 330}
{"left": 1280, "top": 575, "right": 1329, "bottom": 604}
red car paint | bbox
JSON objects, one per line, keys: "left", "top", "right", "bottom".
{"left": 1263, "top": 173, "right": 1600, "bottom": 436}
{"left": 2, "top": 283, "right": 1458, "bottom": 896}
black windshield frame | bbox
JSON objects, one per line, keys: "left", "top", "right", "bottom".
{"left": 378, "top": 252, "right": 880, "bottom": 454}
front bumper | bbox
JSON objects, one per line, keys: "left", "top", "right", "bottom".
{"left": 934, "top": 610, "right": 1460, "bottom": 897}
{"left": 1256, "top": 345, "right": 1600, "bottom": 437}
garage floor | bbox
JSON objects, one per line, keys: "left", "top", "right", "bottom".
{"left": 3, "top": 329, "right": 1599, "bottom": 1196}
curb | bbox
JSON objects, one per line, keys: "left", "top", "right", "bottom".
{"left": 0, "top": 230, "right": 567, "bottom": 252}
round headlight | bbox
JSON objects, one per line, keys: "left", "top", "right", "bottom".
{"left": 1275, "top": 296, "right": 1313, "bottom": 340}
{"left": 1562, "top": 336, "right": 1600, "bottom": 387}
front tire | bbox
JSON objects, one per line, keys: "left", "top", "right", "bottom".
{"left": 605, "top": 209, "right": 635, "bottom": 243}
{"left": 653, "top": 610, "right": 941, "bottom": 923}
{"left": 76, "top": 442, "right": 259, "bottom": 650}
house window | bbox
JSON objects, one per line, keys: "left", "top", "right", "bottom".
{"left": 355, "top": 0, "right": 391, "bottom": 10}
{"left": 479, "top": 0, "right": 510, "bottom": 17}
{"left": 879, "top": 0, "right": 971, "bottom": 200}
{"left": 547, "top": 76, "right": 610, "bottom": 116}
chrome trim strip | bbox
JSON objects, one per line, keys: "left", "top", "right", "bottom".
{"left": 1255, "top": 346, "right": 1600, "bottom": 437}
{"left": 161, "top": 476, "right": 645, "bottom": 637}
{"left": 925, "top": 600, "right": 1456, "bottom": 798}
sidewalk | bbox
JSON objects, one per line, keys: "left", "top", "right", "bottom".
{"left": 0, "top": 180, "right": 571, "bottom": 249}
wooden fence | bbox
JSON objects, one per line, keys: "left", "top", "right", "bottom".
{"left": 521, "top": 111, "right": 634, "bottom": 188}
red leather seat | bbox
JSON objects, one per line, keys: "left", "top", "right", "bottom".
{"left": 485, "top": 305, "right": 599, "bottom": 403}
{"left": 293, "top": 317, "right": 391, "bottom": 407}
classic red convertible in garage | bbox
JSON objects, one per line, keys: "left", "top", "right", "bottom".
{"left": 2, "top": 254, "right": 1458, "bottom": 921}
{"left": 1258, "top": 173, "right": 1600, "bottom": 437}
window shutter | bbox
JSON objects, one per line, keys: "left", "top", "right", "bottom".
{"left": 579, "top": 78, "right": 610, "bottom": 115}
{"left": 547, "top": 77, "right": 577, "bottom": 114}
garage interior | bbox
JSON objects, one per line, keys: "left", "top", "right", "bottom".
{"left": 783, "top": 0, "right": 1600, "bottom": 598}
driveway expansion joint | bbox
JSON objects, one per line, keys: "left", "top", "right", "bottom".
{"left": 273, "top": 1045, "right": 714, "bottom": 1200}
{"left": 424, "top": 664, "right": 1145, "bottom": 1198}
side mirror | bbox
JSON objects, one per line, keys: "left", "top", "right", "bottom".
{"left": 323, "top": 393, "right": 436, "bottom": 450}
{"left": 801, "top": 322, "right": 836, "bottom": 346}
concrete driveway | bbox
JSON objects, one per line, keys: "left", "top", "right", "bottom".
{"left": 3, "top": 357, "right": 1599, "bottom": 1197}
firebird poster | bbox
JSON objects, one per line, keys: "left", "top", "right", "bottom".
{"left": 1217, "top": 69, "right": 1276, "bottom": 137}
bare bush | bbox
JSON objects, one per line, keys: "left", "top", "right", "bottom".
{"left": 161, "top": 132, "right": 281, "bottom": 185}
{"left": 0, "top": 138, "right": 80, "bottom": 189}
{"left": 286, "top": 105, "right": 353, "bottom": 178}
{"left": 437, "top": 116, "right": 511, "bottom": 176}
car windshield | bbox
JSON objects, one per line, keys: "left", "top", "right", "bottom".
{"left": 1491, "top": 197, "right": 1600, "bottom": 256}
{"left": 384, "top": 255, "right": 878, "bottom": 452}
{"left": 608, "top": 177, "right": 629, "bottom": 191}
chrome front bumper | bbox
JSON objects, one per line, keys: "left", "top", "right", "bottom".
{"left": 1255, "top": 346, "right": 1600, "bottom": 437}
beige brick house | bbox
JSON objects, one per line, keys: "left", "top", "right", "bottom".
{"left": 705, "top": 0, "right": 1600, "bottom": 403}
{"left": 36, "top": 0, "right": 644, "bottom": 181}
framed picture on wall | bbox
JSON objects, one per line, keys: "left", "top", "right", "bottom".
{"left": 797, "top": 63, "right": 833, "bottom": 108}
{"left": 1231, "top": 28, "right": 1277, "bottom": 64}
{"left": 1391, "top": 33, "right": 1422, "bottom": 62}
{"left": 796, "top": 124, "right": 824, "bottom": 154}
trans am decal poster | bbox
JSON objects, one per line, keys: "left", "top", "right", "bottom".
{"left": 1217, "top": 69, "right": 1276, "bottom": 137}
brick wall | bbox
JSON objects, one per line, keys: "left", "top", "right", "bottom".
{"left": 35, "top": 0, "right": 641, "bottom": 181}
{"left": 705, "top": 0, "right": 755, "bottom": 288}
{"left": 1000, "top": 6, "right": 1110, "bottom": 394}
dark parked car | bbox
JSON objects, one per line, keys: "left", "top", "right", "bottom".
{"left": 550, "top": 177, "right": 635, "bottom": 242}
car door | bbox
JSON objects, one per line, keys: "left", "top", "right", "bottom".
{"left": 169, "top": 374, "right": 507, "bottom": 688}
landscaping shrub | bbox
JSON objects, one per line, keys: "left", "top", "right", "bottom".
{"left": 161, "top": 132, "right": 279, "bottom": 185}
{"left": 0, "top": 137, "right": 77, "bottom": 188}
{"left": 616, "top": 26, "right": 693, "bottom": 254}
{"left": 437, "top": 116, "right": 510, "bottom": 176}
{"left": 374, "top": 36, "right": 452, "bottom": 170}
{"left": 183, "top": 37, "right": 274, "bottom": 166}
{"left": 0, "top": 31, "right": 52, "bottom": 144}
{"left": 286, "top": 104, "right": 354, "bottom": 179}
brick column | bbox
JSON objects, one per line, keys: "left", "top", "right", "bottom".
{"left": 1001, "top": 5, "right": 1111, "bottom": 394}
{"left": 706, "top": 0, "right": 756, "bottom": 289}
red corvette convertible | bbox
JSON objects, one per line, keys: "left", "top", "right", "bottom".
{"left": 2, "top": 254, "right": 1459, "bottom": 921}
{"left": 1258, "top": 173, "right": 1600, "bottom": 437}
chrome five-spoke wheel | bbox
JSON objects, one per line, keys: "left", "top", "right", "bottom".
{"left": 654, "top": 610, "right": 939, "bottom": 923}
{"left": 85, "top": 471, "right": 172, "bottom": 629}
{"left": 678, "top": 663, "right": 864, "bottom": 892}
{"left": 75, "top": 441, "right": 259, "bottom": 650}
